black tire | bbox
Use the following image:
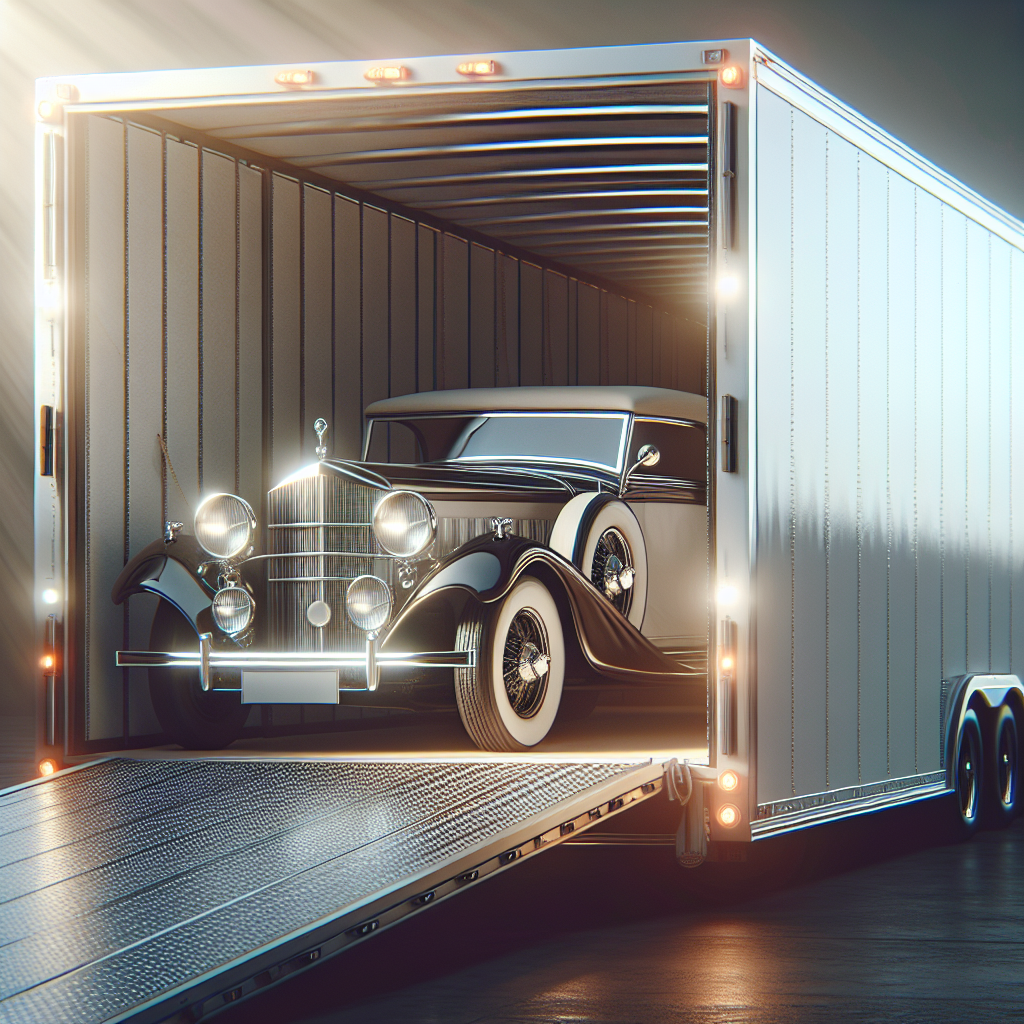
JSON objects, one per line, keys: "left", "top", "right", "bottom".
{"left": 148, "top": 600, "right": 249, "bottom": 750}
{"left": 952, "top": 707, "right": 984, "bottom": 839}
{"left": 454, "top": 578, "right": 565, "bottom": 752}
{"left": 984, "top": 704, "right": 1020, "bottom": 827}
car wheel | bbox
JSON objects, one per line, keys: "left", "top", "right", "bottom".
{"left": 148, "top": 600, "right": 249, "bottom": 750}
{"left": 551, "top": 494, "right": 647, "bottom": 629}
{"left": 454, "top": 577, "right": 565, "bottom": 751}
{"left": 952, "top": 707, "right": 984, "bottom": 839}
{"left": 984, "top": 704, "right": 1020, "bottom": 827}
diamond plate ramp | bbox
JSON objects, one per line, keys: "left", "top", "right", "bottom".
{"left": 0, "top": 757, "right": 665, "bottom": 1024}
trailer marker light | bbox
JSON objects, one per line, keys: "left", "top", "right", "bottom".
{"left": 38, "top": 759, "right": 57, "bottom": 777}
{"left": 720, "top": 655, "right": 734, "bottom": 671}
{"left": 717, "top": 803, "right": 740, "bottom": 827}
{"left": 365, "top": 65, "right": 409, "bottom": 82}
{"left": 457, "top": 60, "right": 498, "bottom": 76}
{"left": 716, "top": 274, "right": 738, "bottom": 298}
{"left": 719, "top": 770, "right": 740, "bottom": 792}
{"left": 37, "top": 100, "right": 59, "bottom": 121}
{"left": 716, "top": 583, "right": 737, "bottom": 607}
{"left": 720, "top": 66, "right": 743, "bottom": 88}
{"left": 275, "top": 69, "right": 316, "bottom": 87}
{"left": 41, "top": 654, "right": 54, "bottom": 670}
{"left": 42, "top": 589, "right": 59, "bottom": 605}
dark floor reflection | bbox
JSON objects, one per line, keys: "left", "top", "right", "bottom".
{"left": 220, "top": 800, "right": 1024, "bottom": 1023}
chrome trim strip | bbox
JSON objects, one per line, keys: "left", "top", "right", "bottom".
{"left": 116, "top": 649, "right": 476, "bottom": 669}
{"left": 751, "top": 772, "right": 948, "bottom": 838}
{"left": 266, "top": 522, "right": 372, "bottom": 528}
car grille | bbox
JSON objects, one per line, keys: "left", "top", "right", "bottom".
{"left": 267, "top": 472, "right": 391, "bottom": 656}
{"left": 266, "top": 469, "right": 555, "bottom": 659}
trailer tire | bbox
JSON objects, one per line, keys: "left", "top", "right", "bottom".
{"left": 952, "top": 708, "right": 985, "bottom": 839}
{"left": 984, "top": 704, "right": 1020, "bottom": 827}
{"left": 455, "top": 578, "right": 564, "bottom": 751}
{"left": 148, "top": 601, "right": 249, "bottom": 750}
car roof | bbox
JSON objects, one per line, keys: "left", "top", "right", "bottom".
{"left": 365, "top": 386, "right": 707, "bottom": 424}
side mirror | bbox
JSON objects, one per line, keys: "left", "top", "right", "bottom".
{"left": 620, "top": 444, "right": 660, "bottom": 495}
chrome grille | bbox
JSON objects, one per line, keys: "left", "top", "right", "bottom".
{"left": 267, "top": 473, "right": 391, "bottom": 656}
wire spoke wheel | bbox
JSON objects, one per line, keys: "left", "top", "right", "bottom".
{"left": 501, "top": 607, "right": 550, "bottom": 719}
{"left": 591, "top": 527, "right": 635, "bottom": 617}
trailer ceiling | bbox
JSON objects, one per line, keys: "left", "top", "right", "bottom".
{"left": 160, "top": 78, "right": 711, "bottom": 310}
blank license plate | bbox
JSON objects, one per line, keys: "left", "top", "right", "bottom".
{"left": 241, "top": 669, "right": 340, "bottom": 704}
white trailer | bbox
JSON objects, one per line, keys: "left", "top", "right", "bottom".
{"left": 32, "top": 38, "right": 1024, "bottom": 857}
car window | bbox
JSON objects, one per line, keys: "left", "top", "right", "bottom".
{"left": 366, "top": 413, "right": 629, "bottom": 471}
{"left": 627, "top": 418, "right": 707, "bottom": 484}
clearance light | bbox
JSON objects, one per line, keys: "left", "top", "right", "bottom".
{"left": 41, "top": 654, "right": 55, "bottom": 671}
{"left": 720, "top": 66, "right": 743, "bottom": 88}
{"left": 42, "top": 589, "right": 59, "bottom": 605}
{"left": 38, "top": 759, "right": 58, "bottom": 777}
{"left": 275, "top": 69, "right": 316, "bottom": 87}
{"left": 720, "top": 655, "right": 734, "bottom": 671}
{"left": 716, "top": 583, "right": 737, "bottom": 607}
{"left": 718, "top": 803, "right": 740, "bottom": 827}
{"left": 719, "top": 770, "right": 740, "bottom": 792}
{"left": 457, "top": 60, "right": 498, "bottom": 76}
{"left": 716, "top": 274, "right": 739, "bottom": 299}
{"left": 37, "top": 99, "right": 60, "bottom": 122}
{"left": 365, "top": 65, "right": 409, "bottom": 82}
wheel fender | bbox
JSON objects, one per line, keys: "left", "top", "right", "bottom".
{"left": 111, "top": 535, "right": 213, "bottom": 633}
{"left": 943, "top": 673, "right": 1024, "bottom": 789}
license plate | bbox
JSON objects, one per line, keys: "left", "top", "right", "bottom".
{"left": 241, "top": 669, "right": 340, "bottom": 704}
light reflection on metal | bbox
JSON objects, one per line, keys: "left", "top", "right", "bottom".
{"left": 355, "top": 164, "right": 709, "bottom": 191}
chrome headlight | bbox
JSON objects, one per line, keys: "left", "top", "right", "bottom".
{"left": 212, "top": 586, "right": 254, "bottom": 635}
{"left": 372, "top": 490, "right": 436, "bottom": 558}
{"left": 194, "top": 493, "right": 256, "bottom": 559}
{"left": 346, "top": 575, "right": 393, "bottom": 633}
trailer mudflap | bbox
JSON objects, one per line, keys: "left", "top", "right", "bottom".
{"left": 0, "top": 755, "right": 666, "bottom": 1024}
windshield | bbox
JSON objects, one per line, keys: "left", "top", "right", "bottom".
{"left": 366, "top": 413, "right": 630, "bottom": 472}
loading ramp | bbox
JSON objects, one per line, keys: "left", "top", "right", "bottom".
{"left": 0, "top": 755, "right": 668, "bottom": 1024}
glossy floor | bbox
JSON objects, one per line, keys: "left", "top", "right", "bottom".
{"left": 220, "top": 801, "right": 1024, "bottom": 1024}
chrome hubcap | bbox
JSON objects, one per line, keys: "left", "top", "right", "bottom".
{"left": 593, "top": 528, "right": 634, "bottom": 615}
{"left": 502, "top": 608, "right": 550, "bottom": 719}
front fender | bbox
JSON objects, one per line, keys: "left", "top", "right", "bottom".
{"left": 111, "top": 536, "right": 214, "bottom": 632}
{"left": 384, "top": 534, "right": 691, "bottom": 682}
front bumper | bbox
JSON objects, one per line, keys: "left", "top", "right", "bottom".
{"left": 116, "top": 636, "right": 474, "bottom": 694}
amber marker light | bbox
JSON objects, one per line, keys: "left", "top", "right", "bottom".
{"left": 718, "top": 803, "right": 740, "bottom": 827}
{"left": 719, "top": 65, "right": 743, "bottom": 88}
{"left": 365, "top": 65, "right": 409, "bottom": 82}
{"left": 457, "top": 60, "right": 498, "bottom": 76}
{"left": 41, "top": 654, "right": 55, "bottom": 671}
{"left": 38, "top": 759, "right": 58, "bottom": 777}
{"left": 719, "top": 770, "right": 740, "bottom": 792}
{"left": 275, "top": 69, "right": 316, "bottom": 87}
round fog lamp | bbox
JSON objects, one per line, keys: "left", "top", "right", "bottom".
{"left": 194, "top": 493, "right": 256, "bottom": 559}
{"left": 346, "top": 575, "right": 393, "bottom": 632}
{"left": 212, "top": 586, "right": 255, "bottom": 635}
{"left": 372, "top": 490, "right": 436, "bottom": 557}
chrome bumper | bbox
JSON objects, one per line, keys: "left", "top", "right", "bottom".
{"left": 116, "top": 633, "right": 475, "bottom": 693}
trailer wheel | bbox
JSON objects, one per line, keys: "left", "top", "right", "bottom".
{"left": 984, "top": 704, "right": 1020, "bottom": 827}
{"left": 148, "top": 600, "right": 249, "bottom": 750}
{"left": 455, "top": 578, "right": 565, "bottom": 751}
{"left": 953, "top": 708, "right": 984, "bottom": 838}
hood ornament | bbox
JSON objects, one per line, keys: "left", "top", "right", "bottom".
{"left": 314, "top": 418, "right": 329, "bottom": 460}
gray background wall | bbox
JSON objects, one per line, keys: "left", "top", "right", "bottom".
{"left": 2, "top": 0, "right": 1022, "bottom": 780}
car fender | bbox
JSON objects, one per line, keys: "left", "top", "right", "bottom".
{"left": 383, "top": 533, "right": 689, "bottom": 682}
{"left": 111, "top": 536, "right": 214, "bottom": 634}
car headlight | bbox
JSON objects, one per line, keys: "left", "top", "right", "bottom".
{"left": 346, "top": 575, "right": 393, "bottom": 633}
{"left": 212, "top": 586, "right": 254, "bottom": 635}
{"left": 372, "top": 490, "right": 436, "bottom": 558}
{"left": 194, "top": 493, "right": 256, "bottom": 559}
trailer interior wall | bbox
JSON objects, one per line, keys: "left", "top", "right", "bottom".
{"left": 65, "top": 79, "right": 712, "bottom": 752}
{"left": 752, "top": 83, "right": 1024, "bottom": 819}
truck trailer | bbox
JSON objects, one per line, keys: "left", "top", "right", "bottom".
{"left": 13, "top": 37, "right": 1024, "bottom": 1023}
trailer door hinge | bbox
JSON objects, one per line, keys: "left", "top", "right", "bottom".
{"left": 720, "top": 395, "right": 737, "bottom": 473}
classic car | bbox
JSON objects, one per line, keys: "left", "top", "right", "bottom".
{"left": 112, "top": 386, "right": 709, "bottom": 751}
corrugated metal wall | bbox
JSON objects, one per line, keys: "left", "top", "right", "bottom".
{"left": 74, "top": 113, "right": 705, "bottom": 748}
{"left": 755, "top": 87, "right": 1024, "bottom": 805}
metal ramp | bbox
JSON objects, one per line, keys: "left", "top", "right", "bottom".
{"left": 0, "top": 756, "right": 665, "bottom": 1024}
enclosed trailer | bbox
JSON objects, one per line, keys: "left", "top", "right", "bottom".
{"left": 33, "top": 39, "right": 1024, "bottom": 851}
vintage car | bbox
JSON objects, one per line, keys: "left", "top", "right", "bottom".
{"left": 113, "top": 386, "right": 709, "bottom": 751}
